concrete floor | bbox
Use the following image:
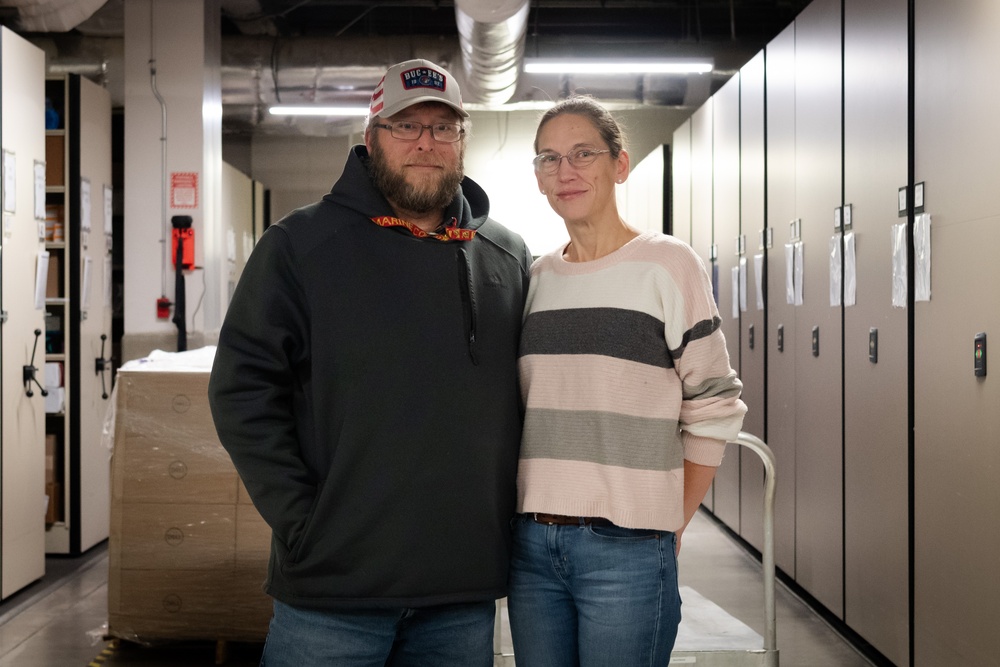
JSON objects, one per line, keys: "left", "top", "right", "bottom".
{"left": 0, "top": 510, "right": 875, "bottom": 666}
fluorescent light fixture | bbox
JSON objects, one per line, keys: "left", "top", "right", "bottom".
{"left": 268, "top": 106, "right": 369, "bottom": 116}
{"left": 523, "top": 59, "right": 713, "bottom": 75}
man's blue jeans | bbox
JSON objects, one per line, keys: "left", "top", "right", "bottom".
{"left": 507, "top": 514, "right": 681, "bottom": 667}
{"left": 259, "top": 598, "right": 495, "bottom": 666}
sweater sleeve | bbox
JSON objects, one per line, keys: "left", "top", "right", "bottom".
{"left": 670, "top": 246, "right": 748, "bottom": 467}
{"left": 208, "top": 224, "right": 316, "bottom": 554}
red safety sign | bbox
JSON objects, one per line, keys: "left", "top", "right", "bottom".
{"left": 170, "top": 172, "right": 198, "bottom": 209}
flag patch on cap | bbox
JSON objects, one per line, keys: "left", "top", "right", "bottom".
{"left": 400, "top": 67, "right": 447, "bottom": 92}
{"left": 369, "top": 75, "right": 386, "bottom": 115}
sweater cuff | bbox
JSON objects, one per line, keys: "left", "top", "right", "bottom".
{"left": 683, "top": 432, "right": 728, "bottom": 467}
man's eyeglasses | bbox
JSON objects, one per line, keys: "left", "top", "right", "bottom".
{"left": 372, "top": 121, "right": 465, "bottom": 143}
{"left": 532, "top": 149, "right": 611, "bottom": 174}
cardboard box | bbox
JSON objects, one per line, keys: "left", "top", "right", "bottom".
{"left": 119, "top": 502, "right": 237, "bottom": 571}
{"left": 46, "top": 251, "right": 61, "bottom": 298}
{"left": 45, "top": 134, "right": 64, "bottom": 187}
{"left": 109, "top": 568, "right": 242, "bottom": 642}
{"left": 115, "top": 430, "right": 238, "bottom": 505}
{"left": 108, "top": 368, "right": 271, "bottom": 644}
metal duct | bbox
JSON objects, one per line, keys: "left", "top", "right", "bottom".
{"left": 7, "top": 0, "right": 108, "bottom": 32}
{"left": 454, "top": 0, "right": 529, "bottom": 105}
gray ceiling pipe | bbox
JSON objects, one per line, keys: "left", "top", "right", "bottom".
{"left": 454, "top": 0, "right": 530, "bottom": 105}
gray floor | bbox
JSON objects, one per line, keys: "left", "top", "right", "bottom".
{"left": 677, "top": 512, "right": 875, "bottom": 666}
{"left": 0, "top": 510, "right": 875, "bottom": 666}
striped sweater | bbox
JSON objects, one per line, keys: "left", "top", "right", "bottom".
{"left": 517, "top": 231, "right": 747, "bottom": 532}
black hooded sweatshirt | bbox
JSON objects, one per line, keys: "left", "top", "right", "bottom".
{"left": 209, "top": 145, "right": 531, "bottom": 609}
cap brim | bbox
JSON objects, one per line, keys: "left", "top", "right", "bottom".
{"left": 377, "top": 95, "right": 470, "bottom": 119}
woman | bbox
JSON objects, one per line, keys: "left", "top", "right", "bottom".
{"left": 508, "top": 96, "right": 747, "bottom": 666}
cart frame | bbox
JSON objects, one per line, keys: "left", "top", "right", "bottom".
{"left": 667, "top": 431, "right": 778, "bottom": 666}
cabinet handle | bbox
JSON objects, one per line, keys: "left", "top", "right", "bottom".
{"left": 23, "top": 329, "right": 48, "bottom": 398}
{"left": 95, "top": 333, "right": 111, "bottom": 399}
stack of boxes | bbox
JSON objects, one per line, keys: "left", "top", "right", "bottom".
{"left": 45, "top": 204, "right": 63, "bottom": 242}
{"left": 108, "top": 366, "right": 272, "bottom": 643}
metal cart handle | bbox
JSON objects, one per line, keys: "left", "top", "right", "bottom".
{"left": 732, "top": 431, "right": 778, "bottom": 656}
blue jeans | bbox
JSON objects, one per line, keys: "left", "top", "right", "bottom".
{"left": 507, "top": 515, "right": 681, "bottom": 667}
{"left": 259, "top": 599, "right": 495, "bottom": 667}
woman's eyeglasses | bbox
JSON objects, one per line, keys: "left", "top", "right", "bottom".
{"left": 532, "top": 149, "right": 611, "bottom": 174}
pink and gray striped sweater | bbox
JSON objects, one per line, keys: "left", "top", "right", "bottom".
{"left": 517, "top": 231, "right": 747, "bottom": 532}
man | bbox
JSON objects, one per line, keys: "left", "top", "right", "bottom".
{"left": 208, "top": 58, "right": 531, "bottom": 666}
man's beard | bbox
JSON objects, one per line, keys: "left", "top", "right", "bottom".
{"left": 368, "top": 138, "right": 465, "bottom": 215}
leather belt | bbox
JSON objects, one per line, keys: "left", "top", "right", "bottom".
{"left": 531, "top": 512, "right": 614, "bottom": 527}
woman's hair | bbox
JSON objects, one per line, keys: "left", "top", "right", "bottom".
{"left": 533, "top": 95, "right": 627, "bottom": 158}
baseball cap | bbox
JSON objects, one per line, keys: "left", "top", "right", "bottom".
{"left": 368, "top": 59, "right": 469, "bottom": 120}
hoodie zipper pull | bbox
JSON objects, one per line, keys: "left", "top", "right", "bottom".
{"left": 457, "top": 247, "right": 479, "bottom": 365}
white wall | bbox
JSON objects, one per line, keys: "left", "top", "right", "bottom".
{"left": 618, "top": 144, "right": 666, "bottom": 235}
{"left": 463, "top": 110, "right": 565, "bottom": 256}
{"left": 219, "top": 161, "right": 253, "bottom": 306}
{"left": 250, "top": 133, "right": 354, "bottom": 223}
{"left": 123, "top": 0, "right": 222, "bottom": 349}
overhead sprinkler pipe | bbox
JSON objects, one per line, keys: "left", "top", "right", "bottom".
{"left": 148, "top": 3, "right": 169, "bottom": 300}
